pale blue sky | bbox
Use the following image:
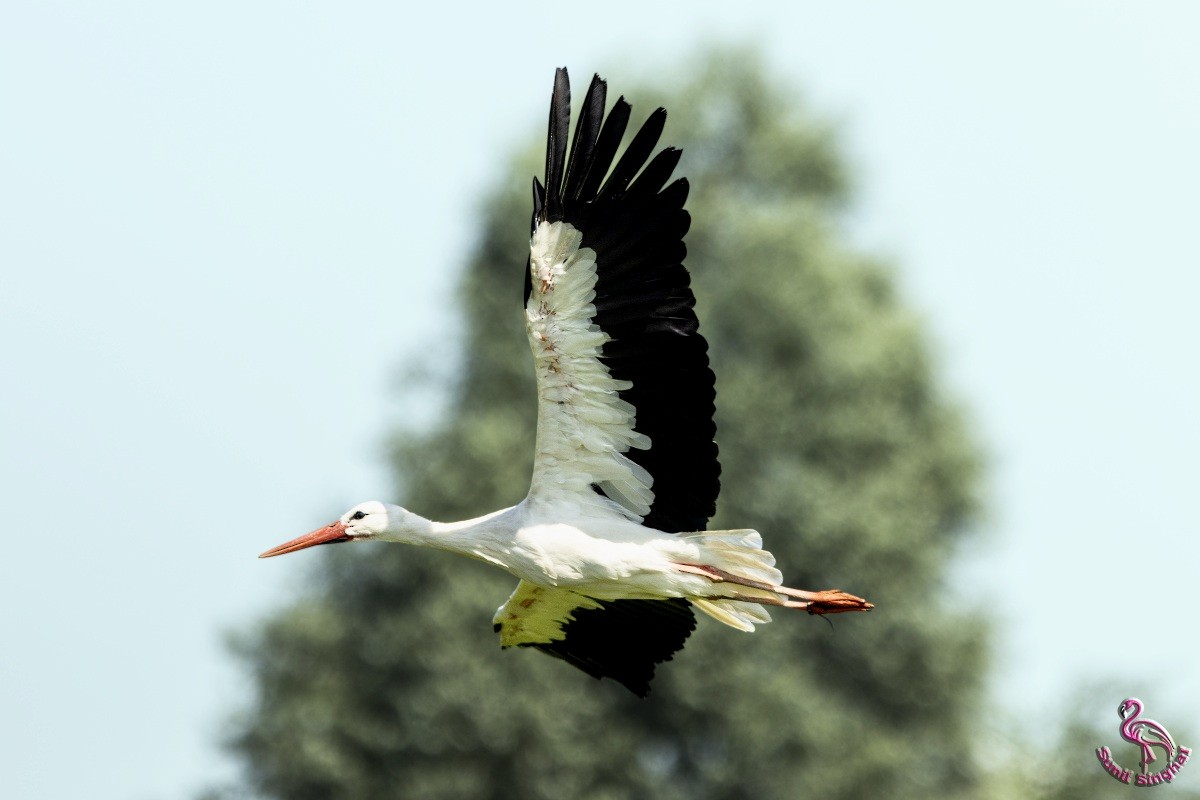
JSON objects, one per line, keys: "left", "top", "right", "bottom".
{"left": 2, "top": 2, "right": 1197, "bottom": 798}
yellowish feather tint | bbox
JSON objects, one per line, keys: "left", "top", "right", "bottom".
{"left": 493, "top": 580, "right": 603, "bottom": 647}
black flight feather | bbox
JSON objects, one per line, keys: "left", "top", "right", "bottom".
{"left": 543, "top": 68, "right": 572, "bottom": 221}
{"left": 527, "top": 598, "right": 696, "bottom": 698}
{"left": 563, "top": 74, "right": 607, "bottom": 204}
{"left": 578, "top": 98, "right": 631, "bottom": 202}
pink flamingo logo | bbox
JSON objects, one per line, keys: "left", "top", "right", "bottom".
{"left": 1118, "top": 698, "right": 1175, "bottom": 775}
{"left": 1096, "top": 697, "right": 1191, "bottom": 786}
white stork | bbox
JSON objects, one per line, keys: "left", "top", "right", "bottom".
{"left": 261, "top": 68, "right": 872, "bottom": 696}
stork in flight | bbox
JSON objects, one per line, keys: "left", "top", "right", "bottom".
{"left": 261, "top": 68, "right": 872, "bottom": 696}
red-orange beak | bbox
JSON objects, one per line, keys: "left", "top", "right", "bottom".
{"left": 259, "top": 520, "right": 351, "bottom": 558}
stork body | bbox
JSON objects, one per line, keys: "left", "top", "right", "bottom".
{"left": 261, "top": 69, "right": 871, "bottom": 696}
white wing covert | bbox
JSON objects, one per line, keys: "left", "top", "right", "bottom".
{"left": 526, "top": 221, "right": 654, "bottom": 519}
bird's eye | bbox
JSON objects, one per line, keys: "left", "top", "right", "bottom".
{"left": 350, "top": 510, "right": 366, "bottom": 521}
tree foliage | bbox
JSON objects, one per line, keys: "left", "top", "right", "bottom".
{"left": 221, "top": 50, "right": 1002, "bottom": 799}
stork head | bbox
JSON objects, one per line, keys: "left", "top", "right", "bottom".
{"left": 258, "top": 500, "right": 391, "bottom": 558}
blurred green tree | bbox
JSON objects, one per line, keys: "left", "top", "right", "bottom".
{"left": 220, "top": 50, "right": 1003, "bottom": 799}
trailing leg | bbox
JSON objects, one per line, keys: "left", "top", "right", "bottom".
{"left": 677, "top": 562, "right": 873, "bottom": 615}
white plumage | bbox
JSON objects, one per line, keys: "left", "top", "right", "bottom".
{"left": 260, "top": 69, "right": 871, "bottom": 696}
{"left": 527, "top": 220, "right": 653, "bottom": 518}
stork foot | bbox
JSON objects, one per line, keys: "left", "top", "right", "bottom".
{"left": 786, "top": 589, "right": 873, "bottom": 615}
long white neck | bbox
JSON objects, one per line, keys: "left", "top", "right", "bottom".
{"left": 378, "top": 503, "right": 519, "bottom": 561}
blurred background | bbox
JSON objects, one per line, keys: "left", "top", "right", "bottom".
{"left": 2, "top": 2, "right": 1197, "bottom": 799}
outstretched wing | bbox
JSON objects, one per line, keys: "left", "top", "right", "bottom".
{"left": 525, "top": 68, "right": 720, "bottom": 534}
{"left": 494, "top": 581, "right": 696, "bottom": 698}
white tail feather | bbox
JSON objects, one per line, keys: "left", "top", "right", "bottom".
{"left": 692, "top": 599, "right": 772, "bottom": 631}
{"left": 682, "top": 529, "right": 783, "bottom": 587}
{"left": 681, "top": 529, "right": 785, "bottom": 630}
